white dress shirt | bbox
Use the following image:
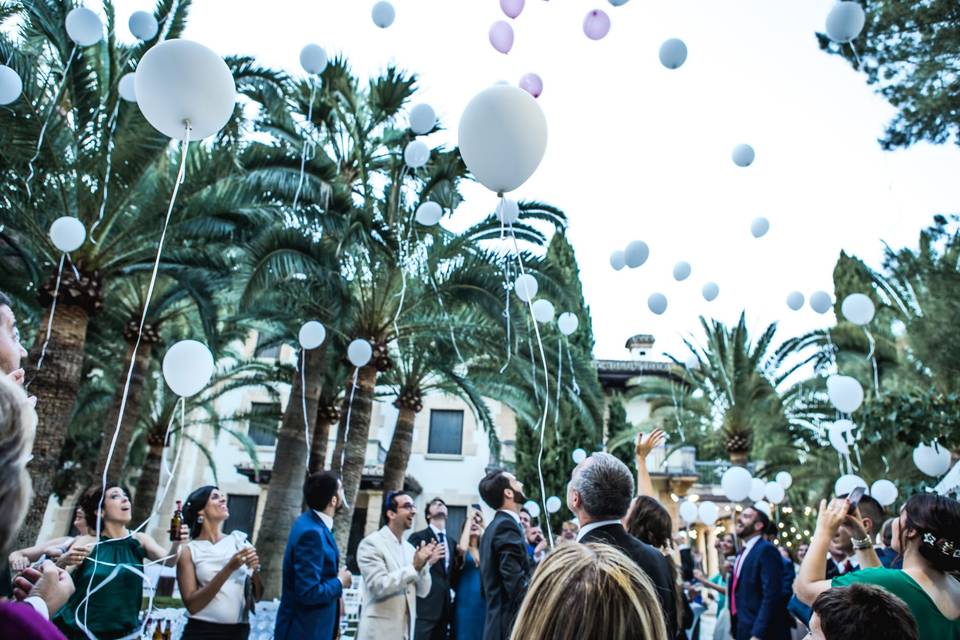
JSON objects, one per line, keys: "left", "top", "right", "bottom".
{"left": 576, "top": 519, "right": 624, "bottom": 542}
{"left": 498, "top": 509, "right": 521, "bottom": 525}
{"left": 429, "top": 524, "right": 449, "bottom": 571}
{"left": 313, "top": 510, "right": 334, "bottom": 531}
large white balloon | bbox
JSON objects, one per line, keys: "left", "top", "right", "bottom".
{"left": 128, "top": 11, "right": 159, "bottom": 41}
{"left": 834, "top": 474, "right": 867, "bottom": 497}
{"left": 557, "top": 312, "right": 579, "bottom": 336}
{"left": 409, "top": 103, "right": 436, "bottom": 135}
{"left": 572, "top": 448, "right": 587, "bottom": 464}
{"left": 404, "top": 140, "right": 430, "bottom": 168}
{"left": 679, "top": 501, "right": 699, "bottom": 525}
{"left": 702, "top": 282, "right": 720, "bottom": 302}
{"left": 841, "top": 293, "right": 875, "bottom": 326}
{"left": 870, "top": 479, "right": 898, "bottom": 507}
{"left": 118, "top": 73, "right": 137, "bottom": 102}
{"left": 673, "top": 261, "right": 691, "bottom": 281}
{"left": 624, "top": 240, "right": 649, "bottom": 268}
{"left": 298, "top": 321, "right": 326, "bottom": 349}
{"left": 162, "top": 340, "right": 215, "bottom": 397}
{"left": 49, "top": 217, "right": 86, "bottom": 253}
{"left": 458, "top": 85, "right": 547, "bottom": 194}
{"left": 732, "top": 144, "right": 755, "bottom": 167}
{"left": 786, "top": 291, "right": 805, "bottom": 311}
{"left": 523, "top": 500, "right": 540, "bottom": 518}
{"left": 347, "top": 339, "right": 373, "bottom": 368}
{"left": 609, "top": 250, "right": 626, "bottom": 271}
{"left": 810, "top": 290, "right": 833, "bottom": 314}
{"left": 648, "top": 293, "right": 668, "bottom": 315}
{"left": 371, "top": 1, "right": 396, "bottom": 28}
{"left": 531, "top": 299, "right": 555, "bottom": 323}
{"left": 776, "top": 471, "right": 793, "bottom": 489}
{"left": 698, "top": 501, "right": 719, "bottom": 525}
{"left": 827, "top": 375, "right": 864, "bottom": 413}
{"left": 721, "top": 466, "right": 752, "bottom": 502}
{"left": 415, "top": 202, "right": 443, "bottom": 226}
{"left": 750, "top": 217, "right": 770, "bottom": 238}
{"left": 299, "top": 44, "right": 328, "bottom": 75}
{"left": 659, "top": 38, "right": 688, "bottom": 69}
{"left": 135, "top": 40, "right": 236, "bottom": 140}
{"left": 828, "top": 419, "right": 856, "bottom": 455}
{"left": 66, "top": 7, "right": 104, "bottom": 47}
{"left": 0, "top": 65, "right": 23, "bottom": 105}
{"left": 514, "top": 274, "right": 538, "bottom": 302}
{"left": 498, "top": 198, "right": 520, "bottom": 225}
{"left": 826, "top": 1, "right": 866, "bottom": 43}
{"left": 913, "top": 442, "right": 951, "bottom": 477}
{"left": 749, "top": 478, "right": 767, "bottom": 503}
{"left": 546, "top": 496, "right": 562, "bottom": 514}
{"left": 764, "top": 481, "right": 785, "bottom": 505}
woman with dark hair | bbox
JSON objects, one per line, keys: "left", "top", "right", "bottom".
{"left": 176, "top": 485, "right": 261, "bottom": 640}
{"left": 797, "top": 493, "right": 960, "bottom": 639}
{"left": 453, "top": 506, "right": 486, "bottom": 640}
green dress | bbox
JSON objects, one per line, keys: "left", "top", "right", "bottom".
{"left": 54, "top": 535, "right": 146, "bottom": 640}
{"left": 833, "top": 567, "right": 960, "bottom": 640}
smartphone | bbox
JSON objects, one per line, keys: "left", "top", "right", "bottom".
{"left": 471, "top": 503, "right": 482, "bottom": 511}
{"left": 846, "top": 486, "right": 866, "bottom": 513}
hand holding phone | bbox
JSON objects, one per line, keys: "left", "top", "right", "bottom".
{"left": 846, "top": 486, "right": 866, "bottom": 514}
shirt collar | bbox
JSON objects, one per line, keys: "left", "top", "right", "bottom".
{"left": 739, "top": 534, "right": 761, "bottom": 554}
{"left": 498, "top": 509, "right": 521, "bottom": 525}
{"left": 313, "top": 510, "right": 334, "bottom": 531}
{"left": 576, "top": 519, "right": 623, "bottom": 542}
{"left": 430, "top": 523, "right": 447, "bottom": 537}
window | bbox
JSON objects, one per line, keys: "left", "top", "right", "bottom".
{"left": 224, "top": 494, "right": 258, "bottom": 537}
{"left": 447, "top": 506, "right": 467, "bottom": 543}
{"left": 254, "top": 333, "right": 280, "bottom": 359}
{"left": 248, "top": 401, "right": 279, "bottom": 447}
{"left": 428, "top": 410, "right": 464, "bottom": 455}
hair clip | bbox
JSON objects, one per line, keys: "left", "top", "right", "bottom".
{"left": 922, "top": 532, "right": 936, "bottom": 545}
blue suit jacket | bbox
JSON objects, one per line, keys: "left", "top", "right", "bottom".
{"left": 274, "top": 510, "right": 343, "bottom": 640}
{"left": 732, "top": 538, "right": 790, "bottom": 640}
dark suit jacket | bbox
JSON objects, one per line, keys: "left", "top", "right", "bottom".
{"left": 409, "top": 526, "right": 459, "bottom": 622}
{"left": 731, "top": 538, "right": 789, "bottom": 640}
{"left": 580, "top": 523, "right": 679, "bottom": 640}
{"left": 0, "top": 602, "right": 67, "bottom": 640}
{"left": 479, "top": 511, "right": 531, "bottom": 640}
{"left": 275, "top": 510, "right": 343, "bottom": 640}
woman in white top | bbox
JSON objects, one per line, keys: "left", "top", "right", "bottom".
{"left": 176, "top": 486, "right": 262, "bottom": 639}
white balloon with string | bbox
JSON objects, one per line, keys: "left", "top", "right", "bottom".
{"left": 298, "top": 322, "right": 326, "bottom": 466}
{"left": 835, "top": 474, "right": 867, "bottom": 496}
{"left": 749, "top": 478, "right": 767, "bottom": 503}
{"left": 764, "top": 482, "right": 785, "bottom": 504}
{"left": 300, "top": 44, "right": 328, "bottom": 75}
{"left": 572, "top": 448, "right": 587, "bottom": 464}
{"left": 610, "top": 250, "right": 626, "bottom": 271}
{"left": 659, "top": 38, "right": 688, "bottom": 69}
{"left": 118, "top": 73, "right": 137, "bottom": 102}
{"left": 409, "top": 103, "right": 436, "bottom": 135}
{"left": 624, "top": 240, "right": 649, "bottom": 268}
{"left": 648, "top": 293, "right": 668, "bottom": 315}
{"left": 776, "top": 471, "right": 793, "bottom": 489}
{"left": 524, "top": 500, "right": 541, "bottom": 518}
{"left": 786, "top": 291, "right": 805, "bottom": 311}
{"left": 66, "top": 7, "right": 104, "bottom": 46}
{"left": 162, "top": 340, "right": 215, "bottom": 397}
{"left": 0, "top": 65, "right": 23, "bottom": 105}
{"left": 404, "top": 140, "right": 430, "bottom": 169}
{"left": 826, "top": 2, "right": 866, "bottom": 43}
{"left": 514, "top": 274, "right": 538, "bottom": 302}
{"left": 557, "top": 312, "right": 578, "bottom": 336}
{"left": 750, "top": 217, "right": 770, "bottom": 238}
{"left": 546, "top": 496, "right": 562, "bottom": 514}
{"left": 498, "top": 198, "right": 520, "bottom": 226}
{"left": 532, "top": 299, "right": 554, "bottom": 323}
{"left": 913, "top": 442, "right": 951, "bottom": 477}
{"left": 827, "top": 376, "right": 864, "bottom": 413}
{"left": 841, "top": 294, "right": 875, "bottom": 325}
{"left": 698, "top": 501, "right": 719, "bottom": 524}
{"left": 810, "top": 290, "right": 832, "bottom": 314}
{"left": 702, "top": 282, "right": 720, "bottom": 302}
{"left": 673, "top": 261, "right": 691, "bottom": 281}
{"left": 128, "top": 11, "right": 159, "bottom": 40}
{"left": 870, "top": 479, "right": 898, "bottom": 506}
{"left": 679, "top": 500, "right": 698, "bottom": 525}
{"left": 372, "top": 1, "right": 396, "bottom": 28}
{"left": 732, "top": 144, "right": 755, "bottom": 167}
{"left": 721, "top": 466, "right": 752, "bottom": 501}
{"left": 416, "top": 202, "right": 443, "bottom": 226}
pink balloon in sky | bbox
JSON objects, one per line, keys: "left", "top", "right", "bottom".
{"left": 583, "top": 9, "right": 611, "bottom": 40}
{"left": 519, "top": 73, "right": 543, "bottom": 98}
{"left": 489, "top": 21, "right": 514, "bottom": 54}
{"left": 500, "top": 0, "right": 524, "bottom": 19}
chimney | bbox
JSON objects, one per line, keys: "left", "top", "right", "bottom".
{"left": 625, "top": 334, "right": 655, "bottom": 359}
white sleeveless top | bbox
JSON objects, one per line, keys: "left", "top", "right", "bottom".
{"left": 186, "top": 530, "right": 250, "bottom": 624}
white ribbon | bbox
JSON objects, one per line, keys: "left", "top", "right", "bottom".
{"left": 29, "top": 253, "right": 64, "bottom": 380}
{"left": 340, "top": 367, "right": 359, "bottom": 470}
{"left": 301, "top": 349, "right": 311, "bottom": 469}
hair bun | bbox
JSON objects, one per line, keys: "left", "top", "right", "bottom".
{"left": 920, "top": 532, "right": 960, "bottom": 571}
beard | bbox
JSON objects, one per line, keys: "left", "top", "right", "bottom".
{"left": 512, "top": 487, "right": 527, "bottom": 506}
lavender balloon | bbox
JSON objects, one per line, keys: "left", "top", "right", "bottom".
{"left": 583, "top": 9, "right": 611, "bottom": 40}
{"left": 519, "top": 73, "right": 543, "bottom": 98}
{"left": 500, "top": 0, "right": 524, "bottom": 19}
{"left": 489, "top": 21, "right": 515, "bottom": 54}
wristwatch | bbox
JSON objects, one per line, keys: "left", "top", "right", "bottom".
{"left": 851, "top": 536, "right": 872, "bottom": 550}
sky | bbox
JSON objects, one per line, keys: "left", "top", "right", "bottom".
{"left": 107, "top": 0, "right": 959, "bottom": 360}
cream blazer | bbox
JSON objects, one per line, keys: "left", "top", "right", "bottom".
{"left": 356, "top": 526, "right": 432, "bottom": 640}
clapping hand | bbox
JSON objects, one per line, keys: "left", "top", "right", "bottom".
{"left": 636, "top": 429, "right": 666, "bottom": 460}
{"left": 414, "top": 541, "right": 441, "bottom": 571}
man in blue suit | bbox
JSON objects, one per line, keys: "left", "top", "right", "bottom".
{"left": 275, "top": 471, "right": 353, "bottom": 640}
{"left": 730, "top": 506, "right": 790, "bottom": 640}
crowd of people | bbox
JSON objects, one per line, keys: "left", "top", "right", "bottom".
{"left": 2, "top": 291, "right": 960, "bottom": 640}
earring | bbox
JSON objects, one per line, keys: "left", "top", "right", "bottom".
{"left": 197, "top": 515, "right": 204, "bottom": 524}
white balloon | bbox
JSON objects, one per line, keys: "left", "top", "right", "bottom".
{"left": 698, "top": 501, "right": 719, "bottom": 525}
{"left": 827, "top": 419, "right": 856, "bottom": 455}
{"left": 298, "top": 321, "right": 326, "bottom": 350}
{"left": 498, "top": 198, "right": 520, "bottom": 225}
{"left": 415, "top": 202, "right": 443, "bottom": 226}
{"left": 409, "top": 103, "right": 436, "bottom": 135}
{"left": 834, "top": 474, "right": 867, "bottom": 497}
{"left": 404, "top": 140, "right": 430, "bottom": 169}
{"left": 786, "top": 291, "right": 805, "bottom": 311}
{"left": 66, "top": 7, "right": 103, "bottom": 47}
{"left": 347, "top": 339, "right": 373, "bottom": 368}
{"left": 557, "top": 312, "right": 579, "bottom": 336}
{"left": 659, "top": 38, "right": 688, "bottom": 69}
{"left": 118, "top": 73, "right": 137, "bottom": 102}
{"left": 913, "top": 442, "right": 951, "bottom": 477}
{"left": 609, "top": 250, "right": 626, "bottom": 271}
{"left": 826, "top": 1, "right": 866, "bottom": 43}
{"left": 624, "top": 240, "right": 649, "bottom": 268}
{"left": 776, "top": 471, "right": 793, "bottom": 489}
{"left": 371, "top": 1, "right": 396, "bottom": 28}
{"left": 531, "top": 299, "right": 555, "bottom": 323}
{"left": 841, "top": 293, "right": 875, "bottom": 326}
{"left": 572, "top": 448, "right": 587, "bottom": 464}
{"left": 870, "top": 479, "right": 898, "bottom": 507}
{"left": 135, "top": 40, "right": 236, "bottom": 140}
{"left": 49, "top": 217, "right": 86, "bottom": 253}
{"left": 702, "top": 282, "right": 720, "bottom": 302}
{"left": 523, "top": 500, "right": 540, "bottom": 518}
{"left": 827, "top": 375, "right": 864, "bottom": 413}
{"left": 546, "top": 496, "right": 562, "bottom": 514}
{"left": 299, "top": 44, "right": 328, "bottom": 75}
{"left": 648, "top": 293, "right": 668, "bottom": 315}
{"left": 753, "top": 500, "right": 771, "bottom": 516}
{"left": 514, "top": 274, "right": 538, "bottom": 302}
{"left": 749, "top": 478, "right": 767, "bottom": 503}
{"left": 162, "top": 340, "right": 215, "bottom": 397}
{"left": 721, "top": 466, "right": 752, "bottom": 502}
{"left": 128, "top": 11, "right": 159, "bottom": 41}
{"left": 673, "top": 261, "right": 691, "bottom": 281}
{"left": 764, "top": 481, "right": 785, "bottom": 505}
{"left": 0, "top": 65, "right": 23, "bottom": 105}
{"left": 810, "top": 290, "right": 832, "bottom": 314}
{"left": 750, "top": 217, "right": 770, "bottom": 238}
{"left": 458, "top": 85, "right": 547, "bottom": 193}
{"left": 732, "top": 144, "right": 755, "bottom": 167}
{"left": 679, "top": 501, "right": 699, "bottom": 525}
{"left": 685, "top": 355, "right": 700, "bottom": 370}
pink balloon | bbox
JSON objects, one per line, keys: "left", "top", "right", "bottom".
{"left": 519, "top": 73, "right": 543, "bottom": 98}
{"left": 583, "top": 9, "right": 611, "bottom": 40}
{"left": 489, "top": 21, "right": 514, "bottom": 54}
{"left": 500, "top": 0, "right": 524, "bottom": 19}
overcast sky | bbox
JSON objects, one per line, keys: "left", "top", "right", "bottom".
{"left": 110, "top": 0, "right": 960, "bottom": 360}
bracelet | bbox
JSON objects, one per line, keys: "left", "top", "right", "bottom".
{"left": 851, "top": 536, "right": 872, "bottom": 550}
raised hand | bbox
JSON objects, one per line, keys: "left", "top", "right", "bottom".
{"left": 56, "top": 544, "right": 92, "bottom": 569}
{"left": 636, "top": 429, "right": 666, "bottom": 460}
{"left": 414, "top": 540, "right": 438, "bottom": 571}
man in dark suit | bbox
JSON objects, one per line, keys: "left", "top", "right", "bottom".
{"left": 409, "top": 497, "right": 458, "bottom": 640}
{"left": 478, "top": 469, "right": 531, "bottom": 640}
{"left": 567, "top": 452, "right": 679, "bottom": 639}
{"left": 730, "top": 506, "right": 790, "bottom": 640}
{"left": 275, "top": 472, "right": 353, "bottom": 640}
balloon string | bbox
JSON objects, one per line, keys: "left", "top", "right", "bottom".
{"left": 554, "top": 338, "right": 562, "bottom": 426}
{"left": 28, "top": 254, "right": 64, "bottom": 384}
{"left": 848, "top": 41, "right": 861, "bottom": 68}
{"left": 25, "top": 45, "right": 77, "bottom": 199}
{"left": 864, "top": 328, "right": 879, "bottom": 396}
{"left": 65, "top": 253, "right": 81, "bottom": 280}
{"left": 340, "top": 367, "right": 359, "bottom": 471}
{"left": 425, "top": 267, "right": 465, "bottom": 364}
{"left": 498, "top": 258, "right": 512, "bottom": 374}
{"left": 291, "top": 79, "right": 317, "bottom": 213}
{"left": 90, "top": 99, "right": 122, "bottom": 243}
{"left": 526, "top": 319, "right": 539, "bottom": 402}
{"left": 565, "top": 340, "right": 580, "bottom": 396}
{"left": 301, "top": 350, "right": 311, "bottom": 469}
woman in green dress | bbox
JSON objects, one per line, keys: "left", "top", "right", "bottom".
{"left": 796, "top": 492, "right": 960, "bottom": 639}
{"left": 54, "top": 483, "right": 188, "bottom": 639}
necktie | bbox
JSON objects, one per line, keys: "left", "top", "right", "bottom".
{"left": 731, "top": 550, "right": 744, "bottom": 616}
{"left": 844, "top": 560, "right": 854, "bottom": 574}
{"left": 437, "top": 531, "right": 447, "bottom": 573}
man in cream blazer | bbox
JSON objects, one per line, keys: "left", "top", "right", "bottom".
{"left": 357, "top": 491, "right": 444, "bottom": 640}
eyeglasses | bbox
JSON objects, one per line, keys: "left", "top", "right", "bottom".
{"left": 396, "top": 503, "right": 416, "bottom": 511}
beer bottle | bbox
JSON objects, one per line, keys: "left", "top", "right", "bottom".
{"left": 170, "top": 500, "right": 183, "bottom": 542}
{"left": 162, "top": 620, "right": 172, "bottom": 640}
{"left": 150, "top": 619, "right": 162, "bottom": 640}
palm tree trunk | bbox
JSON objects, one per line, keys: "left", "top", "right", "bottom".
{"left": 309, "top": 411, "right": 333, "bottom": 474}
{"left": 132, "top": 439, "right": 165, "bottom": 525}
{"left": 333, "top": 365, "right": 378, "bottom": 556}
{"left": 95, "top": 341, "right": 153, "bottom": 482}
{"left": 17, "top": 304, "right": 90, "bottom": 548}
{"left": 382, "top": 405, "right": 418, "bottom": 494}
{"left": 256, "top": 347, "right": 325, "bottom": 600}
{"left": 330, "top": 412, "right": 347, "bottom": 475}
